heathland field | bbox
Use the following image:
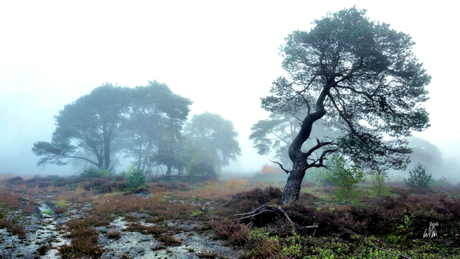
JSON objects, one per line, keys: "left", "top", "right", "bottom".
{"left": 1, "top": 172, "right": 460, "bottom": 258}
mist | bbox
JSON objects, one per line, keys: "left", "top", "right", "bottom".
{"left": 1, "top": 1, "right": 459, "bottom": 182}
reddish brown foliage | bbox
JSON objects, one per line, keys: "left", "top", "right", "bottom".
{"left": 106, "top": 230, "right": 122, "bottom": 239}
{"left": 229, "top": 186, "right": 282, "bottom": 212}
{"left": 209, "top": 219, "right": 250, "bottom": 246}
{"left": 59, "top": 218, "right": 103, "bottom": 258}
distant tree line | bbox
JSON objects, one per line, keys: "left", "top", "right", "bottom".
{"left": 32, "top": 81, "right": 241, "bottom": 182}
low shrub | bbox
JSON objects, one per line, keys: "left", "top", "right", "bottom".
{"left": 209, "top": 219, "right": 250, "bottom": 246}
{"left": 81, "top": 166, "right": 110, "bottom": 179}
{"left": 106, "top": 230, "right": 122, "bottom": 239}
{"left": 59, "top": 218, "right": 102, "bottom": 258}
{"left": 5, "top": 176, "right": 24, "bottom": 185}
{"left": 157, "top": 234, "right": 182, "bottom": 246}
{"left": 0, "top": 218, "right": 26, "bottom": 238}
{"left": 124, "top": 166, "right": 147, "bottom": 190}
{"left": 231, "top": 186, "right": 282, "bottom": 212}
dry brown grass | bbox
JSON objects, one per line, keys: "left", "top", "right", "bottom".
{"left": 0, "top": 186, "right": 21, "bottom": 210}
{"left": 177, "top": 178, "right": 255, "bottom": 201}
{"left": 91, "top": 192, "right": 200, "bottom": 223}
{"left": 150, "top": 185, "right": 164, "bottom": 203}
{"left": 0, "top": 187, "right": 26, "bottom": 238}
{"left": 21, "top": 196, "right": 35, "bottom": 215}
{"left": 225, "top": 178, "right": 249, "bottom": 192}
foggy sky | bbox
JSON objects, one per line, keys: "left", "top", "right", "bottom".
{"left": 1, "top": 1, "right": 458, "bottom": 177}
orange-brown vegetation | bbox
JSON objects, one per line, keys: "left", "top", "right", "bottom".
{"left": 260, "top": 164, "right": 282, "bottom": 175}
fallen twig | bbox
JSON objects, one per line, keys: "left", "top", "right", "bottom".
{"left": 278, "top": 206, "right": 293, "bottom": 223}
{"left": 234, "top": 205, "right": 267, "bottom": 217}
{"left": 234, "top": 209, "right": 272, "bottom": 221}
{"left": 234, "top": 204, "right": 281, "bottom": 221}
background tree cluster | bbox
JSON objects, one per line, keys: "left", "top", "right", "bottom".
{"left": 33, "top": 81, "right": 241, "bottom": 182}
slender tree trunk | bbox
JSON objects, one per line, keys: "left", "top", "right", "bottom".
{"left": 104, "top": 137, "right": 110, "bottom": 169}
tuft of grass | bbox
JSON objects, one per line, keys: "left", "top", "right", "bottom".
{"left": 127, "top": 222, "right": 164, "bottom": 236}
{"left": 55, "top": 197, "right": 68, "bottom": 214}
{"left": 151, "top": 186, "right": 164, "bottom": 203}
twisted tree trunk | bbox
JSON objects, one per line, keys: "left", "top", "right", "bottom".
{"left": 280, "top": 86, "right": 331, "bottom": 205}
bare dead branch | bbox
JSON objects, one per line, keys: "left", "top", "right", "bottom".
{"left": 304, "top": 140, "right": 333, "bottom": 159}
{"left": 269, "top": 160, "right": 291, "bottom": 174}
{"left": 234, "top": 209, "right": 272, "bottom": 221}
{"left": 234, "top": 205, "right": 267, "bottom": 217}
{"left": 234, "top": 204, "right": 281, "bottom": 221}
{"left": 278, "top": 206, "right": 293, "bottom": 224}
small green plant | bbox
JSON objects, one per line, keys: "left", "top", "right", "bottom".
{"left": 279, "top": 226, "right": 303, "bottom": 258}
{"left": 43, "top": 208, "right": 55, "bottom": 215}
{"left": 404, "top": 163, "right": 431, "bottom": 188}
{"left": 124, "top": 166, "right": 147, "bottom": 190}
{"left": 369, "top": 169, "right": 392, "bottom": 197}
{"left": 81, "top": 166, "right": 110, "bottom": 179}
{"left": 190, "top": 211, "right": 203, "bottom": 217}
{"left": 56, "top": 199, "right": 66, "bottom": 208}
{"left": 326, "top": 155, "right": 365, "bottom": 203}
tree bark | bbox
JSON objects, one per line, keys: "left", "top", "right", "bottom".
{"left": 281, "top": 154, "right": 308, "bottom": 204}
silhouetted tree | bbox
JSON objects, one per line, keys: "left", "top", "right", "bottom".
{"left": 126, "top": 81, "right": 192, "bottom": 174}
{"left": 184, "top": 112, "right": 241, "bottom": 172}
{"left": 261, "top": 7, "right": 431, "bottom": 204}
{"left": 33, "top": 84, "right": 130, "bottom": 169}
{"left": 33, "top": 81, "right": 192, "bottom": 174}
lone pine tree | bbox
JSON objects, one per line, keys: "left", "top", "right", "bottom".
{"left": 261, "top": 7, "right": 431, "bottom": 204}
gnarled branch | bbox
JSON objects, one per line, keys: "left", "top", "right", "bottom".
{"left": 269, "top": 160, "right": 291, "bottom": 174}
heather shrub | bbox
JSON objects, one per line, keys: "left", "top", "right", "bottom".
{"left": 6, "top": 176, "right": 24, "bottom": 185}
{"left": 209, "top": 218, "right": 250, "bottom": 246}
{"left": 106, "top": 230, "right": 122, "bottom": 240}
{"left": 230, "top": 186, "right": 282, "bottom": 212}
